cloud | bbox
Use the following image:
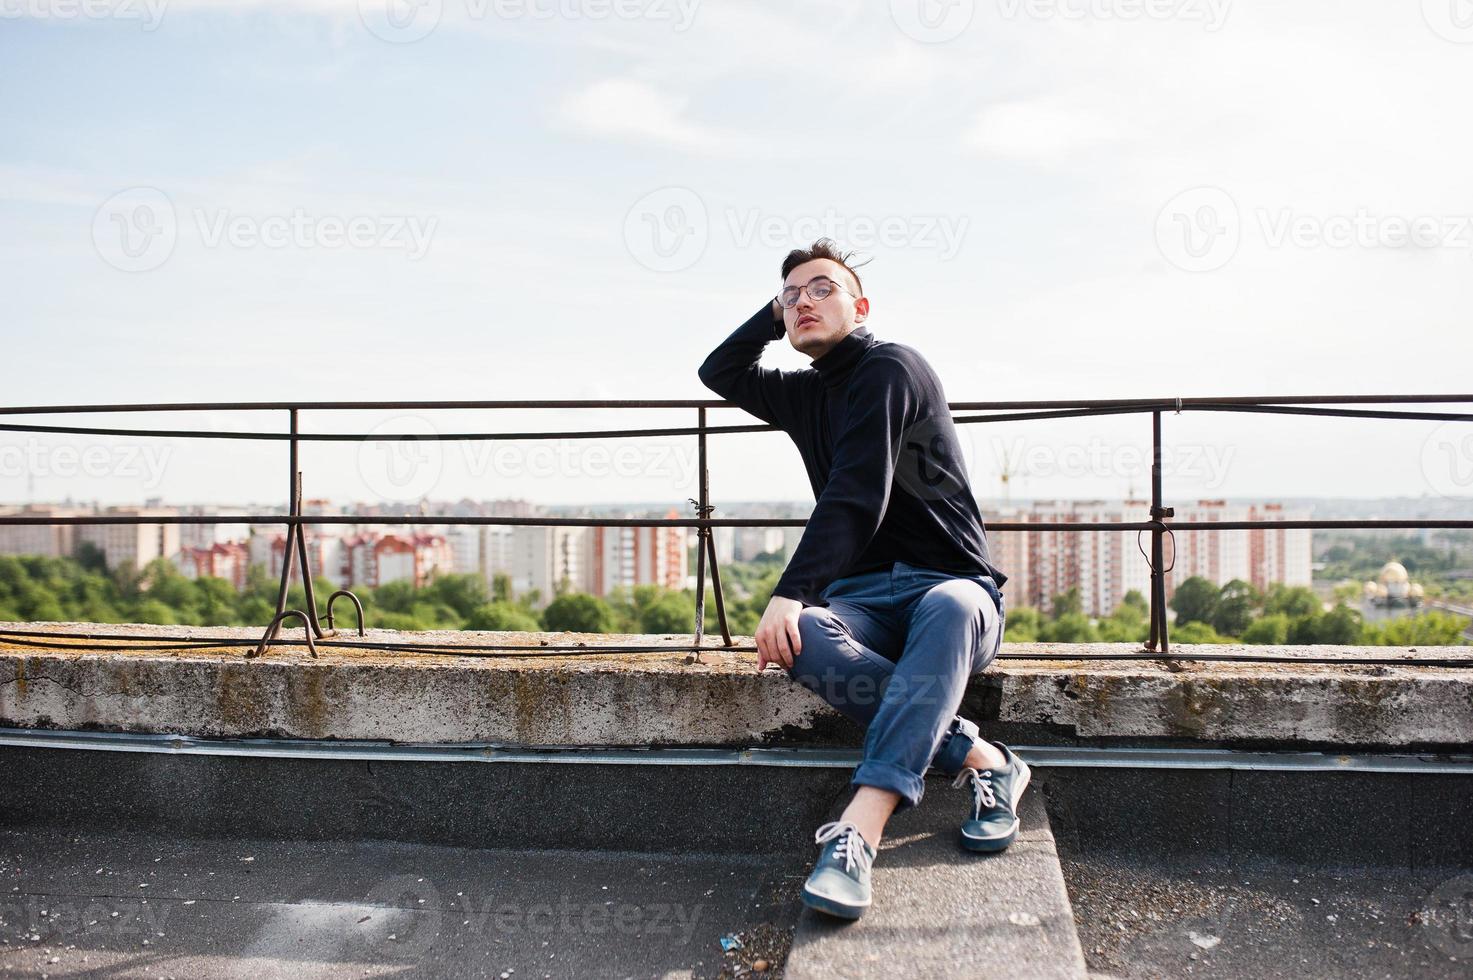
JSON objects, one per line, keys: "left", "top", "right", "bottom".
{"left": 965, "top": 94, "right": 1133, "bottom": 161}
{"left": 555, "top": 77, "right": 752, "bottom": 156}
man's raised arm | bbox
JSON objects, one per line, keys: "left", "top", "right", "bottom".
{"left": 697, "top": 299, "right": 799, "bottom": 428}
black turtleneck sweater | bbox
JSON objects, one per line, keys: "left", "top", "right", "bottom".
{"left": 698, "top": 302, "right": 1007, "bottom": 607}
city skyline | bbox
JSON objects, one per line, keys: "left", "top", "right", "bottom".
{"left": 1, "top": 494, "right": 1323, "bottom": 612}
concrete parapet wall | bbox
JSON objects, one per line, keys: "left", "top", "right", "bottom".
{"left": 2, "top": 622, "right": 1470, "bottom": 749}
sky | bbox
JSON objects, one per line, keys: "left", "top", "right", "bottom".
{"left": 2, "top": 0, "right": 1471, "bottom": 511}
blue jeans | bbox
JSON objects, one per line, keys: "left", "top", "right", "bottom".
{"left": 788, "top": 561, "right": 1006, "bottom": 811}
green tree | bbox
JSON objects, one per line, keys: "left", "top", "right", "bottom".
{"left": 1286, "top": 614, "right": 1321, "bottom": 645}
{"left": 1241, "top": 613, "right": 1290, "bottom": 645}
{"left": 1286, "top": 604, "right": 1362, "bottom": 645}
{"left": 542, "top": 593, "right": 616, "bottom": 633}
{"left": 409, "top": 600, "right": 464, "bottom": 629}
{"left": 139, "top": 559, "right": 198, "bottom": 609}
{"left": 1174, "top": 620, "right": 1231, "bottom": 644}
{"left": 195, "top": 577, "right": 242, "bottom": 626}
{"left": 1317, "top": 604, "right": 1363, "bottom": 645}
{"left": 1042, "top": 612, "right": 1098, "bottom": 643}
{"left": 1211, "top": 579, "right": 1261, "bottom": 638}
{"left": 74, "top": 541, "right": 109, "bottom": 575}
{"left": 1118, "top": 590, "right": 1149, "bottom": 615}
{"left": 373, "top": 611, "right": 432, "bottom": 631}
{"left": 1363, "top": 611, "right": 1470, "bottom": 646}
{"left": 0, "top": 556, "right": 24, "bottom": 601}
{"left": 238, "top": 596, "right": 274, "bottom": 626}
{"left": 27, "top": 594, "right": 66, "bottom": 623}
{"left": 373, "top": 580, "right": 419, "bottom": 615}
{"left": 639, "top": 591, "right": 697, "bottom": 634}
{"left": 704, "top": 587, "right": 758, "bottom": 637}
{"left": 1049, "top": 587, "right": 1082, "bottom": 620}
{"left": 1095, "top": 591, "right": 1148, "bottom": 642}
{"left": 133, "top": 599, "right": 177, "bottom": 625}
{"left": 465, "top": 602, "right": 541, "bottom": 632}
{"left": 1264, "top": 584, "right": 1320, "bottom": 620}
{"left": 1000, "top": 606, "right": 1041, "bottom": 642}
{"left": 422, "top": 574, "right": 489, "bottom": 621}
{"left": 1170, "top": 577, "right": 1221, "bottom": 628}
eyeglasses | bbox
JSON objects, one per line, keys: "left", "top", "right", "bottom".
{"left": 777, "top": 276, "right": 855, "bottom": 309}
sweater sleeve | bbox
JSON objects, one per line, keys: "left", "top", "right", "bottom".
{"left": 773, "top": 356, "right": 919, "bottom": 605}
{"left": 696, "top": 301, "right": 797, "bottom": 428}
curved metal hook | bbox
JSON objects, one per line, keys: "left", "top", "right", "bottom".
{"left": 250, "top": 609, "right": 319, "bottom": 659}
{"left": 324, "top": 590, "right": 366, "bottom": 637}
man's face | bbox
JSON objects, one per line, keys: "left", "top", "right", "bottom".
{"left": 780, "top": 258, "right": 869, "bottom": 359}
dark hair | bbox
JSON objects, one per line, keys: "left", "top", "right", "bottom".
{"left": 781, "top": 238, "right": 871, "bottom": 296}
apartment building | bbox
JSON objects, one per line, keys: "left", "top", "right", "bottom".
{"left": 0, "top": 505, "right": 86, "bottom": 558}
{"left": 74, "top": 507, "right": 181, "bottom": 571}
{"left": 588, "top": 510, "right": 688, "bottom": 596}
{"left": 339, "top": 532, "right": 453, "bottom": 589}
{"left": 988, "top": 499, "right": 1311, "bottom": 616}
{"left": 177, "top": 541, "right": 250, "bottom": 591}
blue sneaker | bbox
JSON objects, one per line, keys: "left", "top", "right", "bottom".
{"left": 800, "top": 820, "right": 877, "bottom": 920}
{"left": 951, "top": 742, "right": 1031, "bottom": 853}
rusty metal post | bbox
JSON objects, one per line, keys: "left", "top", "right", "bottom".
{"left": 689, "top": 407, "right": 711, "bottom": 663}
{"left": 705, "top": 528, "right": 733, "bottom": 647}
{"left": 259, "top": 407, "right": 352, "bottom": 655}
{"left": 293, "top": 478, "right": 326, "bottom": 639}
{"left": 1145, "top": 409, "right": 1174, "bottom": 658}
{"left": 264, "top": 409, "right": 301, "bottom": 650}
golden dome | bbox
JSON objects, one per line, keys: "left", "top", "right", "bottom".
{"left": 1378, "top": 561, "right": 1410, "bottom": 585}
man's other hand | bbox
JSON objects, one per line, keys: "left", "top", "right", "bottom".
{"left": 756, "top": 595, "right": 803, "bottom": 672}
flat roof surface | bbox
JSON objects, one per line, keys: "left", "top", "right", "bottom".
{"left": 0, "top": 827, "right": 803, "bottom": 979}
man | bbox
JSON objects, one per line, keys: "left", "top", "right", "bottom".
{"left": 697, "top": 239, "right": 1027, "bottom": 921}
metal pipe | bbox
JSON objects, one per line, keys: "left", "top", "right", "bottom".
{"left": 3, "top": 727, "right": 1472, "bottom": 775}
{"left": 692, "top": 407, "right": 708, "bottom": 650}
{"left": 705, "top": 529, "right": 733, "bottom": 647}
{"left": 6, "top": 514, "right": 1471, "bottom": 531}
{"left": 3, "top": 627, "right": 1468, "bottom": 664}
{"left": 6, "top": 402, "right": 1471, "bottom": 444}
{"left": 3, "top": 392, "right": 1470, "bottom": 416}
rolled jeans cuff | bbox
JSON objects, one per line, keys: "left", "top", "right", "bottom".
{"left": 852, "top": 759, "right": 927, "bottom": 810}
{"left": 932, "top": 717, "right": 981, "bottom": 776}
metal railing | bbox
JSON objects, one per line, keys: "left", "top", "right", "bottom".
{"left": 0, "top": 394, "right": 1470, "bottom": 666}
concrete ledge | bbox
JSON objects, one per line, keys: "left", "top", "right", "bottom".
{"left": 2, "top": 622, "right": 1471, "bottom": 750}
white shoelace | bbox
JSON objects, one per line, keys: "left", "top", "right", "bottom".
{"left": 951, "top": 767, "right": 997, "bottom": 816}
{"left": 813, "top": 821, "right": 874, "bottom": 875}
